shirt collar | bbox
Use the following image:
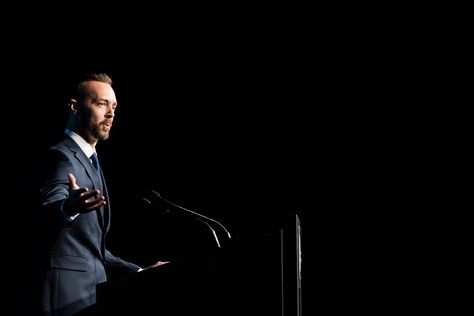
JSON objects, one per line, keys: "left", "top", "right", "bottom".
{"left": 65, "top": 129, "right": 96, "bottom": 159}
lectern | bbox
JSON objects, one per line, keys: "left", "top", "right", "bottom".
{"left": 95, "top": 214, "right": 302, "bottom": 315}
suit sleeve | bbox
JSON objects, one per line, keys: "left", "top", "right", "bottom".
{"left": 105, "top": 249, "right": 141, "bottom": 275}
{"left": 35, "top": 148, "right": 77, "bottom": 227}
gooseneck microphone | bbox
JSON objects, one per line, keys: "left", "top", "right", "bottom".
{"left": 143, "top": 190, "right": 232, "bottom": 248}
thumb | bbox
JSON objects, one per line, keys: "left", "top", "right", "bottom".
{"left": 68, "top": 173, "right": 80, "bottom": 190}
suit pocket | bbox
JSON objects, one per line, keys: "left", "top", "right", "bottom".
{"left": 48, "top": 254, "right": 88, "bottom": 272}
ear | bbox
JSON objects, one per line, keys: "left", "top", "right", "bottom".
{"left": 68, "top": 99, "right": 79, "bottom": 115}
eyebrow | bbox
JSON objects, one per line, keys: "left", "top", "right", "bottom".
{"left": 97, "top": 99, "right": 117, "bottom": 106}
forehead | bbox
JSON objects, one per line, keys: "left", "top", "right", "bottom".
{"left": 83, "top": 81, "right": 117, "bottom": 102}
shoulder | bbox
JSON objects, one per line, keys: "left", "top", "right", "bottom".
{"left": 47, "top": 137, "right": 80, "bottom": 157}
{"left": 35, "top": 139, "right": 78, "bottom": 170}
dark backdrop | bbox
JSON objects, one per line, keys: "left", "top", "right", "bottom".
{"left": 6, "top": 53, "right": 323, "bottom": 314}
{"left": 4, "top": 40, "right": 404, "bottom": 314}
{"left": 16, "top": 55, "right": 313, "bottom": 255}
{"left": 1, "top": 14, "right": 415, "bottom": 315}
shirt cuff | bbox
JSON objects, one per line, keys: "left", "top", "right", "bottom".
{"left": 60, "top": 200, "right": 79, "bottom": 222}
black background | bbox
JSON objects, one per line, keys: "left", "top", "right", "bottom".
{"left": 3, "top": 19, "right": 406, "bottom": 313}
{"left": 5, "top": 43, "right": 323, "bottom": 314}
{"left": 14, "top": 50, "right": 314, "bottom": 252}
{"left": 1, "top": 8, "right": 436, "bottom": 313}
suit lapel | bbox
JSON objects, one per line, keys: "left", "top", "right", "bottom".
{"left": 64, "top": 137, "right": 107, "bottom": 232}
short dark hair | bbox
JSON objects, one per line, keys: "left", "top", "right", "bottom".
{"left": 72, "top": 73, "right": 113, "bottom": 100}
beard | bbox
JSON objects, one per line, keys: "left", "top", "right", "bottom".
{"left": 92, "top": 122, "right": 111, "bottom": 141}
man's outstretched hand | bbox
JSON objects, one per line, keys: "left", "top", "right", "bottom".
{"left": 63, "top": 173, "right": 106, "bottom": 216}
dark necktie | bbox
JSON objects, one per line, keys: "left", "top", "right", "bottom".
{"left": 90, "top": 152, "right": 103, "bottom": 190}
{"left": 91, "top": 152, "right": 100, "bottom": 173}
{"left": 91, "top": 152, "right": 107, "bottom": 230}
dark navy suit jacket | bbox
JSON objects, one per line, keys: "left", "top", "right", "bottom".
{"left": 25, "top": 136, "right": 140, "bottom": 316}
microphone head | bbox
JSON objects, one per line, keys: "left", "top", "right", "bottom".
{"left": 141, "top": 197, "right": 152, "bottom": 205}
{"left": 150, "top": 190, "right": 163, "bottom": 200}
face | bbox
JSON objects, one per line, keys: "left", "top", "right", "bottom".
{"left": 78, "top": 81, "right": 117, "bottom": 142}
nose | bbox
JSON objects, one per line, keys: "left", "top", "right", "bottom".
{"left": 105, "top": 105, "right": 115, "bottom": 118}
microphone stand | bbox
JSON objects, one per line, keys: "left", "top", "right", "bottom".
{"left": 151, "top": 191, "right": 232, "bottom": 239}
{"left": 196, "top": 218, "right": 221, "bottom": 248}
{"left": 144, "top": 191, "right": 232, "bottom": 248}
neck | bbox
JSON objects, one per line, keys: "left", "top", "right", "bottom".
{"left": 66, "top": 126, "right": 98, "bottom": 148}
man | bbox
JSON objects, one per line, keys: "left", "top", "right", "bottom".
{"left": 25, "top": 73, "right": 165, "bottom": 316}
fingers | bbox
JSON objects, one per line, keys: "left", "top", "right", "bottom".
{"left": 140, "top": 260, "right": 170, "bottom": 272}
{"left": 79, "top": 189, "right": 100, "bottom": 200}
{"left": 68, "top": 173, "right": 79, "bottom": 189}
{"left": 82, "top": 197, "right": 107, "bottom": 211}
{"left": 66, "top": 186, "right": 106, "bottom": 214}
{"left": 77, "top": 190, "right": 106, "bottom": 212}
{"left": 65, "top": 173, "right": 107, "bottom": 215}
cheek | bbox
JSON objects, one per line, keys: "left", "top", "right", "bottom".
{"left": 84, "top": 114, "right": 102, "bottom": 128}
{"left": 91, "top": 111, "right": 106, "bottom": 122}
